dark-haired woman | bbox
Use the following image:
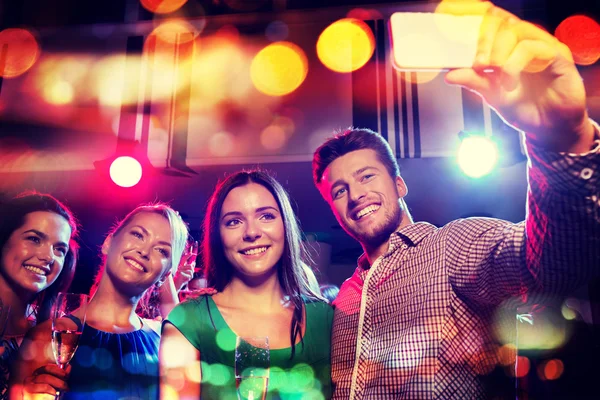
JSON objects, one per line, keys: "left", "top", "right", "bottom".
{"left": 0, "top": 192, "right": 79, "bottom": 400}
{"left": 160, "top": 170, "right": 333, "bottom": 399}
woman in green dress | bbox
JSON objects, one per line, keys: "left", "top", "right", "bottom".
{"left": 160, "top": 170, "right": 333, "bottom": 400}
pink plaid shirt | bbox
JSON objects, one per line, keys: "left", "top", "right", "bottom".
{"left": 331, "top": 125, "right": 600, "bottom": 399}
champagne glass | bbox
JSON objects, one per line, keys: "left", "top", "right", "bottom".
{"left": 51, "top": 293, "right": 89, "bottom": 369}
{"left": 235, "top": 336, "right": 270, "bottom": 400}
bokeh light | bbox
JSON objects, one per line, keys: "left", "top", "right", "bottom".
{"left": 148, "top": 19, "right": 199, "bottom": 46}
{"left": 166, "top": 369, "right": 186, "bottom": 391}
{"left": 457, "top": 135, "right": 498, "bottom": 178}
{"left": 274, "top": 115, "right": 295, "bottom": 135}
{"left": 260, "top": 125, "right": 287, "bottom": 150}
{"left": 109, "top": 156, "right": 143, "bottom": 188}
{"left": 209, "top": 132, "right": 234, "bottom": 157}
{"left": 92, "top": 347, "right": 114, "bottom": 370}
{"left": 259, "top": 115, "right": 295, "bottom": 151}
{"left": 43, "top": 80, "right": 74, "bottom": 105}
{"left": 561, "top": 303, "right": 577, "bottom": 320}
{"left": 95, "top": 55, "right": 138, "bottom": 107}
{"left": 497, "top": 305, "right": 571, "bottom": 351}
{"left": 140, "top": 0, "right": 188, "bottom": 14}
{"left": 206, "top": 363, "right": 232, "bottom": 386}
{"left": 238, "top": 376, "right": 268, "bottom": 399}
{"left": 496, "top": 344, "right": 517, "bottom": 367}
{"left": 555, "top": 15, "right": 600, "bottom": 66}
{"left": 538, "top": 359, "right": 565, "bottom": 381}
{"left": 160, "top": 385, "right": 180, "bottom": 400}
{"left": 251, "top": 42, "right": 308, "bottom": 96}
{"left": 268, "top": 367, "right": 286, "bottom": 391}
{"left": 316, "top": 18, "right": 375, "bottom": 73}
{"left": 0, "top": 28, "right": 41, "bottom": 78}
{"left": 200, "top": 361, "right": 212, "bottom": 383}
{"left": 347, "top": 8, "right": 383, "bottom": 21}
{"left": 215, "top": 328, "right": 236, "bottom": 351}
{"left": 435, "top": 0, "right": 491, "bottom": 14}
{"left": 190, "top": 34, "right": 251, "bottom": 109}
{"left": 161, "top": 334, "right": 197, "bottom": 368}
{"left": 514, "top": 356, "right": 530, "bottom": 378}
{"left": 289, "top": 364, "right": 315, "bottom": 391}
{"left": 184, "top": 363, "right": 201, "bottom": 383}
{"left": 34, "top": 55, "right": 91, "bottom": 104}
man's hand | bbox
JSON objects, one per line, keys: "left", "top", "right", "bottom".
{"left": 442, "top": 1, "right": 595, "bottom": 153}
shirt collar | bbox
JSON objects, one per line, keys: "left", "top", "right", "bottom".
{"left": 394, "top": 221, "right": 438, "bottom": 246}
{"left": 356, "top": 222, "right": 438, "bottom": 270}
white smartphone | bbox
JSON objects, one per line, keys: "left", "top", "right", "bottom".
{"left": 389, "top": 12, "right": 483, "bottom": 71}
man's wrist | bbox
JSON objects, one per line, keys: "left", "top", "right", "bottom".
{"left": 527, "top": 117, "right": 596, "bottom": 154}
{"left": 564, "top": 117, "right": 597, "bottom": 154}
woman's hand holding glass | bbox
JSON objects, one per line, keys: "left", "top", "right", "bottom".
{"left": 173, "top": 240, "right": 198, "bottom": 292}
{"left": 41, "top": 292, "right": 89, "bottom": 399}
{"left": 51, "top": 293, "right": 88, "bottom": 369}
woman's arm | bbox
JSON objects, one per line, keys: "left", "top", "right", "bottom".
{"left": 157, "top": 249, "right": 196, "bottom": 318}
{"left": 159, "top": 323, "right": 201, "bottom": 399}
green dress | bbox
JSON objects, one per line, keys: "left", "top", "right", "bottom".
{"left": 165, "top": 295, "right": 333, "bottom": 400}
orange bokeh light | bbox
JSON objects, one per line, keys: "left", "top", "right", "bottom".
{"left": 555, "top": 15, "right": 600, "bottom": 66}
{"left": 346, "top": 8, "right": 383, "bottom": 21}
{"left": 251, "top": 42, "right": 308, "bottom": 96}
{"left": 146, "top": 19, "right": 198, "bottom": 46}
{"left": 260, "top": 124, "right": 287, "bottom": 150}
{"left": 316, "top": 18, "right": 375, "bottom": 73}
{"left": 514, "top": 356, "right": 530, "bottom": 378}
{"left": 496, "top": 344, "right": 517, "bottom": 367}
{"left": 43, "top": 80, "right": 74, "bottom": 105}
{"left": 140, "top": 0, "right": 188, "bottom": 14}
{"left": 538, "top": 359, "right": 565, "bottom": 381}
{"left": 189, "top": 35, "right": 251, "bottom": 108}
{"left": 0, "top": 28, "right": 41, "bottom": 78}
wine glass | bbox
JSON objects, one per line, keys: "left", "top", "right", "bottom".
{"left": 235, "top": 336, "right": 270, "bottom": 400}
{"left": 51, "top": 293, "right": 89, "bottom": 370}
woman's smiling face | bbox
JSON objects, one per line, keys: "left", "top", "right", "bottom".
{"left": 219, "top": 183, "right": 285, "bottom": 280}
{"left": 0, "top": 211, "right": 71, "bottom": 298}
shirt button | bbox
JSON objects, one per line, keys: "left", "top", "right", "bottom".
{"left": 580, "top": 168, "right": 593, "bottom": 180}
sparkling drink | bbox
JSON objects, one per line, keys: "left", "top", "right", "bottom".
{"left": 235, "top": 336, "right": 269, "bottom": 400}
{"left": 52, "top": 329, "right": 82, "bottom": 367}
{"left": 236, "top": 375, "right": 268, "bottom": 400}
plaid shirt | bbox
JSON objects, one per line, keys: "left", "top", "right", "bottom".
{"left": 331, "top": 123, "right": 600, "bottom": 399}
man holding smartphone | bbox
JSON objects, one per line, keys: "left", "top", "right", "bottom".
{"left": 312, "top": 1, "right": 599, "bottom": 398}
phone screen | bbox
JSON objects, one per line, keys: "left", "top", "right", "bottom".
{"left": 389, "top": 12, "right": 483, "bottom": 71}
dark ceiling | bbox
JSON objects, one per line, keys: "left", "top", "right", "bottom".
{"left": 1, "top": 0, "right": 598, "bottom": 30}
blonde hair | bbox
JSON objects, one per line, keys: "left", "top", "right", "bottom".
{"left": 91, "top": 203, "right": 189, "bottom": 313}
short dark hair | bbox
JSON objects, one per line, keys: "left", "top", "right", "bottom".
{"left": 202, "top": 169, "right": 322, "bottom": 357}
{"left": 312, "top": 127, "right": 400, "bottom": 187}
{"left": 0, "top": 191, "right": 79, "bottom": 322}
